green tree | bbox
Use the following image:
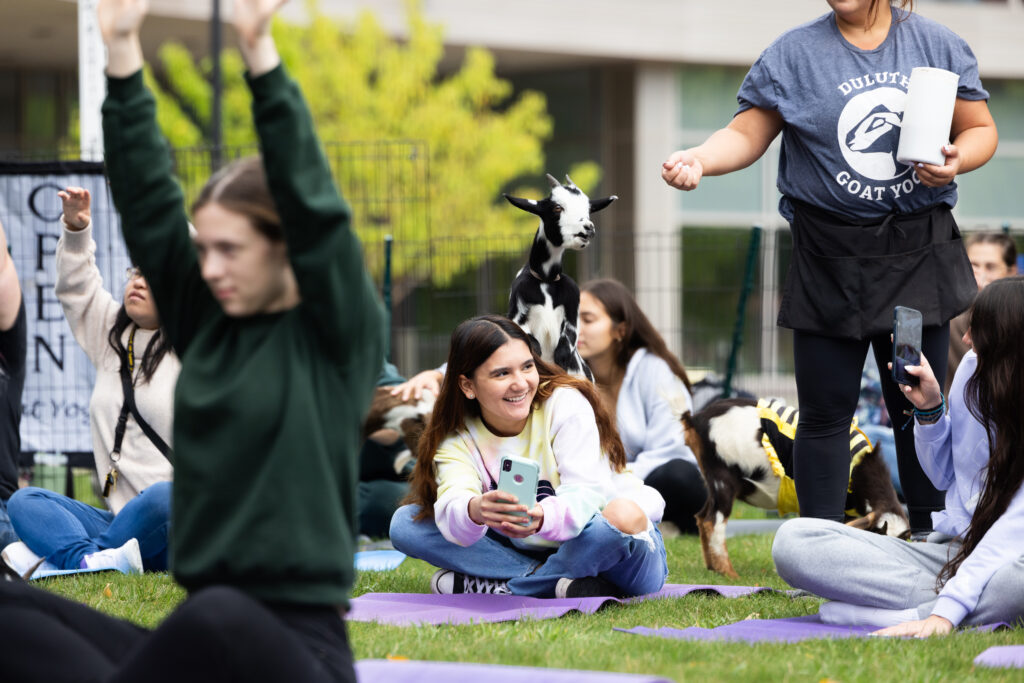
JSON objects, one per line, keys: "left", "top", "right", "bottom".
{"left": 142, "top": 1, "right": 600, "bottom": 294}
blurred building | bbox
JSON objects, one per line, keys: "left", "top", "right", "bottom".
{"left": 3, "top": 0, "right": 1022, "bottom": 390}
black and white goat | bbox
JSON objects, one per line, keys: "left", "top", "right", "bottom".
{"left": 681, "top": 397, "right": 909, "bottom": 579}
{"left": 503, "top": 174, "right": 616, "bottom": 379}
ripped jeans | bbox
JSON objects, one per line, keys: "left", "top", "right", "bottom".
{"left": 389, "top": 505, "right": 668, "bottom": 597}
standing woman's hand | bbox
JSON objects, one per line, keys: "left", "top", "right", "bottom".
{"left": 233, "top": 0, "right": 288, "bottom": 76}
{"left": 914, "top": 144, "right": 961, "bottom": 188}
{"left": 97, "top": 0, "right": 147, "bottom": 76}
{"left": 661, "top": 151, "right": 704, "bottom": 191}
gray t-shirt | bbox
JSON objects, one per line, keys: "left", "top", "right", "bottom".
{"left": 737, "top": 8, "right": 988, "bottom": 223}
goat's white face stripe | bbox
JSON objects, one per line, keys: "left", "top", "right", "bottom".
{"left": 878, "top": 512, "right": 909, "bottom": 538}
{"left": 550, "top": 185, "right": 593, "bottom": 249}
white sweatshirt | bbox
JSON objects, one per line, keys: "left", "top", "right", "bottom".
{"left": 55, "top": 222, "right": 177, "bottom": 515}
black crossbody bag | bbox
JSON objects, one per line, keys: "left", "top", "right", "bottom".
{"left": 103, "top": 328, "right": 173, "bottom": 497}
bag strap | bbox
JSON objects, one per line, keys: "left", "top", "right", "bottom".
{"left": 114, "top": 327, "right": 174, "bottom": 463}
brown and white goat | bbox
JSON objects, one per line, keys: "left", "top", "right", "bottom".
{"left": 681, "top": 397, "right": 909, "bottom": 578}
{"left": 362, "top": 387, "right": 435, "bottom": 476}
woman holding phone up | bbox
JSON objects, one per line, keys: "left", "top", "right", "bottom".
{"left": 390, "top": 315, "right": 667, "bottom": 599}
{"left": 773, "top": 276, "right": 1024, "bottom": 635}
{"left": 662, "top": 0, "right": 997, "bottom": 533}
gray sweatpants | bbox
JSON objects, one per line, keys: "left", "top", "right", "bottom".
{"left": 772, "top": 517, "right": 1024, "bottom": 626}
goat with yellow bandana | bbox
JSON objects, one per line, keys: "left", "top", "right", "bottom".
{"left": 681, "top": 397, "right": 909, "bottom": 579}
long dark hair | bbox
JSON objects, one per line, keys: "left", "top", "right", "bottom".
{"left": 582, "top": 278, "right": 691, "bottom": 391}
{"left": 106, "top": 307, "right": 173, "bottom": 384}
{"left": 406, "top": 314, "right": 626, "bottom": 518}
{"left": 939, "top": 276, "right": 1024, "bottom": 586}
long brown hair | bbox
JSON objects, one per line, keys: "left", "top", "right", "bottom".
{"left": 939, "top": 276, "right": 1024, "bottom": 587}
{"left": 582, "top": 278, "right": 691, "bottom": 391}
{"left": 866, "top": 0, "right": 914, "bottom": 27}
{"left": 406, "top": 314, "right": 626, "bottom": 518}
{"left": 191, "top": 157, "right": 284, "bottom": 242}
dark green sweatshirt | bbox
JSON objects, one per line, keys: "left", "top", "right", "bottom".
{"left": 102, "top": 65, "right": 384, "bottom": 607}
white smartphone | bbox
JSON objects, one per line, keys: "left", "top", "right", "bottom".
{"left": 496, "top": 455, "right": 540, "bottom": 527}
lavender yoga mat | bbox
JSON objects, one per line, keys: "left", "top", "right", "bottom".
{"left": 348, "top": 583, "right": 777, "bottom": 626}
{"left": 974, "top": 645, "right": 1024, "bottom": 669}
{"left": 355, "top": 659, "right": 673, "bottom": 682}
{"left": 616, "top": 615, "right": 1011, "bottom": 644}
{"left": 616, "top": 615, "right": 875, "bottom": 643}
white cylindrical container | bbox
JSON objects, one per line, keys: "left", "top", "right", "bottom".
{"left": 896, "top": 67, "right": 959, "bottom": 167}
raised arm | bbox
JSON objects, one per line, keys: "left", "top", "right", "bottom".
{"left": 54, "top": 188, "right": 122, "bottom": 367}
{"left": 661, "top": 106, "right": 783, "bottom": 192}
{"left": 235, "top": 0, "right": 384, "bottom": 362}
{"left": 98, "top": 0, "right": 214, "bottom": 353}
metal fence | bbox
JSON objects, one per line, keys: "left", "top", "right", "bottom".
{"left": 12, "top": 139, "right": 1024, "bottom": 498}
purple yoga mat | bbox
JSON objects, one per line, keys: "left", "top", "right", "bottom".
{"left": 616, "top": 615, "right": 1011, "bottom": 644}
{"left": 974, "top": 645, "right": 1024, "bottom": 669}
{"left": 348, "top": 583, "right": 777, "bottom": 626}
{"left": 616, "top": 615, "right": 875, "bottom": 643}
{"left": 355, "top": 659, "right": 672, "bottom": 682}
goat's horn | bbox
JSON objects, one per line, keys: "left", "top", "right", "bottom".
{"left": 564, "top": 174, "right": 577, "bottom": 187}
{"left": 545, "top": 173, "right": 560, "bottom": 188}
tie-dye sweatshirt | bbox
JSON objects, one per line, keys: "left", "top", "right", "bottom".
{"left": 433, "top": 387, "right": 665, "bottom": 549}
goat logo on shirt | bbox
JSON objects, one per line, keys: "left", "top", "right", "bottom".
{"left": 833, "top": 75, "right": 928, "bottom": 202}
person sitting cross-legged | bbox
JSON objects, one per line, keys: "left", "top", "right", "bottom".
{"left": 390, "top": 315, "right": 668, "bottom": 598}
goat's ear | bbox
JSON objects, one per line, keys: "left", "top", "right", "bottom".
{"left": 589, "top": 195, "right": 618, "bottom": 214}
{"left": 503, "top": 193, "right": 543, "bottom": 216}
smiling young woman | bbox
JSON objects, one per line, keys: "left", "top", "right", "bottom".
{"left": 391, "top": 315, "right": 669, "bottom": 600}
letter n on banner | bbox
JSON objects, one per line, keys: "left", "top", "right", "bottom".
{"left": 0, "top": 161, "right": 131, "bottom": 455}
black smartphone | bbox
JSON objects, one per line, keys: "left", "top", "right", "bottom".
{"left": 892, "top": 306, "right": 923, "bottom": 386}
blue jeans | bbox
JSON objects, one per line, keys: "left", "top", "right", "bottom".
{"left": 0, "top": 495, "right": 17, "bottom": 549}
{"left": 8, "top": 482, "right": 172, "bottom": 571}
{"left": 389, "top": 504, "right": 668, "bottom": 597}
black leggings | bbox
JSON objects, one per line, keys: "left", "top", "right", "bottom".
{"left": 792, "top": 326, "right": 949, "bottom": 531}
{"left": 0, "top": 581, "right": 354, "bottom": 683}
{"left": 644, "top": 458, "right": 707, "bottom": 534}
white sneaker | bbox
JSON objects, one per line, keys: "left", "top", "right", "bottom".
{"left": 82, "top": 538, "right": 143, "bottom": 575}
{"left": 430, "top": 568, "right": 510, "bottom": 595}
{"left": 1, "top": 541, "right": 44, "bottom": 579}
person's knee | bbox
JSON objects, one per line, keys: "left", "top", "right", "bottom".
{"left": 771, "top": 518, "right": 833, "bottom": 579}
{"left": 388, "top": 504, "right": 421, "bottom": 551}
{"left": 601, "top": 499, "right": 648, "bottom": 535}
{"left": 7, "top": 487, "right": 53, "bottom": 518}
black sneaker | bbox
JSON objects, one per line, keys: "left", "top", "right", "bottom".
{"left": 431, "top": 569, "right": 511, "bottom": 595}
{"left": 554, "top": 576, "right": 623, "bottom": 598}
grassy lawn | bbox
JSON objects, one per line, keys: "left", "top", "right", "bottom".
{"left": 35, "top": 524, "right": 1024, "bottom": 682}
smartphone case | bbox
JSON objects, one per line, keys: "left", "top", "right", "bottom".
{"left": 497, "top": 455, "right": 539, "bottom": 526}
{"left": 892, "top": 305, "right": 923, "bottom": 386}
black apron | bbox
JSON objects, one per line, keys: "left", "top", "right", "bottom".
{"left": 777, "top": 199, "right": 976, "bottom": 340}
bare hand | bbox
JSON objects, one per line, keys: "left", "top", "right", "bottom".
{"left": 97, "top": 0, "right": 148, "bottom": 45}
{"left": 58, "top": 187, "right": 92, "bottom": 231}
{"left": 914, "top": 144, "right": 961, "bottom": 188}
{"left": 232, "top": 0, "right": 288, "bottom": 50}
{"left": 872, "top": 614, "right": 953, "bottom": 638}
{"left": 390, "top": 369, "right": 443, "bottom": 402}
{"left": 661, "top": 150, "right": 704, "bottom": 191}
{"left": 887, "top": 350, "right": 942, "bottom": 410}
{"left": 468, "top": 490, "right": 543, "bottom": 538}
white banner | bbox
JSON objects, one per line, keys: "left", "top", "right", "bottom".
{"left": 0, "top": 162, "right": 130, "bottom": 453}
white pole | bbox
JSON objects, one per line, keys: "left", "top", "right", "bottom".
{"left": 78, "top": 0, "right": 106, "bottom": 162}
